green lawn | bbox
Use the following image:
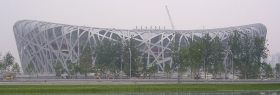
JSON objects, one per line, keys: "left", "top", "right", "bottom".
{"left": 0, "top": 84, "right": 280, "bottom": 94}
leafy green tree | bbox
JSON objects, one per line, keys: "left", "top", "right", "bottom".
{"left": 171, "top": 33, "right": 185, "bottom": 79}
{"left": 134, "top": 57, "right": 144, "bottom": 77}
{"left": 147, "top": 64, "right": 157, "bottom": 79}
{"left": 181, "top": 36, "right": 204, "bottom": 79}
{"left": 67, "top": 63, "right": 75, "bottom": 77}
{"left": 239, "top": 34, "right": 253, "bottom": 79}
{"left": 142, "top": 65, "right": 148, "bottom": 79}
{"left": 228, "top": 31, "right": 268, "bottom": 79}
{"left": 3, "top": 52, "right": 15, "bottom": 71}
{"left": 79, "top": 44, "right": 93, "bottom": 78}
{"left": 68, "top": 62, "right": 80, "bottom": 78}
{"left": 95, "top": 39, "right": 111, "bottom": 77}
{"left": 208, "top": 36, "right": 225, "bottom": 79}
{"left": 201, "top": 33, "right": 213, "bottom": 79}
{"left": 164, "top": 64, "right": 172, "bottom": 78}
{"left": 252, "top": 36, "right": 268, "bottom": 78}
{"left": 0, "top": 53, "right": 2, "bottom": 71}
{"left": 12, "top": 62, "right": 20, "bottom": 73}
{"left": 122, "top": 37, "right": 142, "bottom": 77}
{"left": 262, "top": 63, "right": 273, "bottom": 79}
{"left": 95, "top": 39, "right": 123, "bottom": 78}
{"left": 108, "top": 41, "right": 123, "bottom": 78}
{"left": 238, "top": 34, "right": 268, "bottom": 79}
{"left": 228, "top": 31, "right": 243, "bottom": 79}
{"left": 275, "top": 63, "right": 280, "bottom": 79}
{"left": 26, "top": 63, "right": 37, "bottom": 75}
{"left": 53, "top": 61, "right": 64, "bottom": 78}
{"left": 0, "top": 63, "right": 3, "bottom": 72}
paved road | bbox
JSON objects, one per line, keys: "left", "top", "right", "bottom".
{"left": 1, "top": 79, "right": 280, "bottom": 85}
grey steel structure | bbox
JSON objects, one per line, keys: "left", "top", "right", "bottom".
{"left": 13, "top": 20, "right": 267, "bottom": 74}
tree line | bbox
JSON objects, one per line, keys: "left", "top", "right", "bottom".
{"left": 52, "top": 30, "right": 274, "bottom": 79}
{"left": 53, "top": 37, "right": 152, "bottom": 79}
{"left": 174, "top": 31, "right": 271, "bottom": 79}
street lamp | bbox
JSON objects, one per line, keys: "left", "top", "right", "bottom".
{"left": 128, "top": 33, "right": 132, "bottom": 79}
{"left": 229, "top": 50, "right": 233, "bottom": 80}
{"left": 129, "top": 47, "right": 132, "bottom": 79}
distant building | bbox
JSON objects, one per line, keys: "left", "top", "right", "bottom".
{"left": 13, "top": 20, "right": 267, "bottom": 74}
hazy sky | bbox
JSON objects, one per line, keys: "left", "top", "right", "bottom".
{"left": 0, "top": 0, "right": 280, "bottom": 63}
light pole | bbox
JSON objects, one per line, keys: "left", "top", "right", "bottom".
{"left": 230, "top": 50, "right": 234, "bottom": 80}
{"left": 128, "top": 32, "right": 132, "bottom": 79}
{"left": 129, "top": 48, "right": 132, "bottom": 79}
{"left": 120, "top": 42, "right": 124, "bottom": 79}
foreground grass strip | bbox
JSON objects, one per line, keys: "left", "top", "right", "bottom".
{"left": 0, "top": 84, "right": 280, "bottom": 94}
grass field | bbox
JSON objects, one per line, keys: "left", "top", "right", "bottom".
{"left": 0, "top": 84, "right": 280, "bottom": 94}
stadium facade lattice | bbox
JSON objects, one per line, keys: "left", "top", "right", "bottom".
{"left": 13, "top": 20, "right": 267, "bottom": 74}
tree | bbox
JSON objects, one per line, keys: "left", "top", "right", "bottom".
{"left": 147, "top": 64, "right": 157, "bottom": 79}
{"left": 122, "top": 37, "right": 142, "bottom": 78}
{"left": 239, "top": 34, "right": 253, "bottom": 79}
{"left": 95, "top": 39, "right": 123, "bottom": 78}
{"left": 0, "top": 52, "right": 22, "bottom": 75}
{"left": 79, "top": 44, "right": 93, "bottom": 78}
{"left": 228, "top": 31, "right": 268, "bottom": 79}
{"left": 12, "top": 62, "right": 20, "bottom": 73}
{"left": 95, "top": 39, "right": 111, "bottom": 77}
{"left": 3, "top": 52, "right": 15, "bottom": 71}
{"left": 171, "top": 33, "right": 185, "bottom": 79}
{"left": 252, "top": 36, "right": 268, "bottom": 78}
{"left": 262, "top": 63, "right": 273, "bottom": 79}
{"left": 0, "top": 53, "right": 2, "bottom": 71}
{"left": 68, "top": 62, "right": 80, "bottom": 79}
{"left": 201, "top": 33, "right": 212, "bottom": 79}
{"left": 53, "top": 61, "right": 64, "bottom": 78}
{"left": 107, "top": 41, "right": 123, "bottom": 78}
{"left": 275, "top": 63, "right": 280, "bottom": 79}
{"left": 208, "top": 36, "right": 225, "bottom": 79}
{"left": 26, "top": 63, "right": 37, "bottom": 75}
{"left": 0, "top": 62, "right": 3, "bottom": 72}
{"left": 134, "top": 57, "right": 144, "bottom": 78}
{"left": 181, "top": 36, "right": 204, "bottom": 79}
{"left": 235, "top": 34, "right": 268, "bottom": 79}
{"left": 228, "top": 31, "right": 243, "bottom": 79}
{"left": 26, "top": 62, "right": 39, "bottom": 78}
{"left": 164, "top": 64, "right": 172, "bottom": 78}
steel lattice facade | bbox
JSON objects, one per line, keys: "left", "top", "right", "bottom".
{"left": 13, "top": 20, "right": 267, "bottom": 74}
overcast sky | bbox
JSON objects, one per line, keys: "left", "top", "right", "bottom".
{"left": 0, "top": 0, "right": 280, "bottom": 63}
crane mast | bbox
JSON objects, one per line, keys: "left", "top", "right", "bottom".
{"left": 165, "top": 5, "right": 175, "bottom": 30}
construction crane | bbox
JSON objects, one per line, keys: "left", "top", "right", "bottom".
{"left": 165, "top": 5, "right": 175, "bottom": 30}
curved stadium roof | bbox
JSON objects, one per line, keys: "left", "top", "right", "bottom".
{"left": 13, "top": 20, "right": 267, "bottom": 74}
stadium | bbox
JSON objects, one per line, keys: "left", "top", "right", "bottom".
{"left": 13, "top": 20, "right": 267, "bottom": 74}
